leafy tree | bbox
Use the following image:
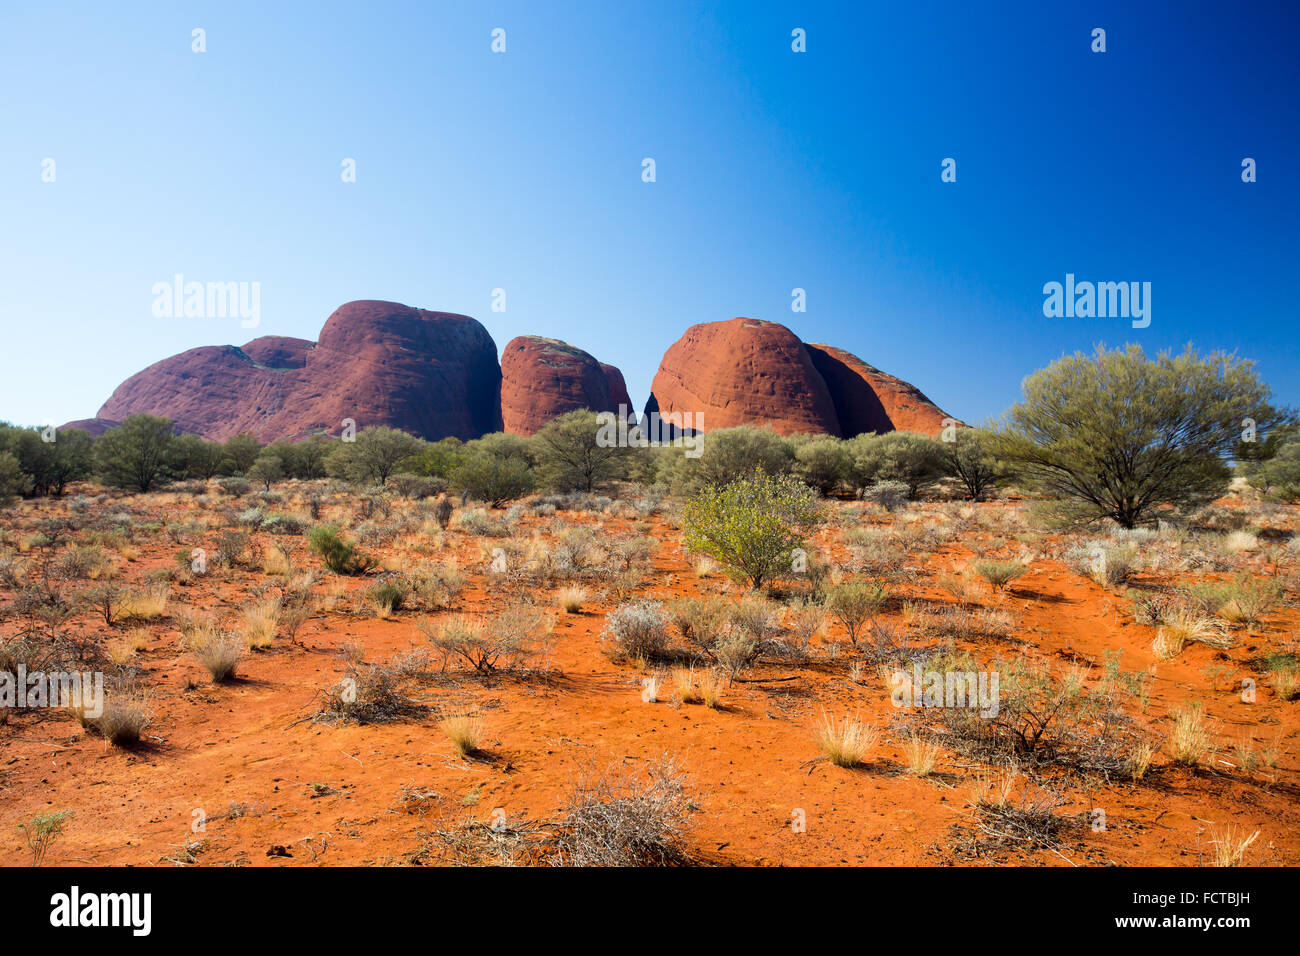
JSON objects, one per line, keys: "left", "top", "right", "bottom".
{"left": 997, "top": 344, "right": 1288, "bottom": 528}
{"left": 402, "top": 436, "right": 464, "bottom": 478}
{"left": 937, "top": 427, "right": 1008, "bottom": 500}
{"left": 172, "top": 434, "right": 226, "bottom": 480}
{"left": 222, "top": 433, "right": 262, "bottom": 474}
{"left": 535, "top": 409, "right": 626, "bottom": 492}
{"left": 846, "top": 432, "right": 943, "bottom": 498}
{"left": 5, "top": 427, "right": 93, "bottom": 495}
{"left": 449, "top": 432, "right": 536, "bottom": 505}
{"left": 0, "top": 451, "right": 33, "bottom": 502}
{"left": 326, "top": 427, "right": 425, "bottom": 486}
{"left": 792, "top": 435, "right": 848, "bottom": 496}
{"left": 95, "top": 415, "right": 177, "bottom": 492}
{"left": 1251, "top": 440, "right": 1300, "bottom": 501}
{"left": 293, "top": 435, "right": 335, "bottom": 479}
{"left": 682, "top": 470, "right": 823, "bottom": 589}
{"left": 246, "top": 453, "right": 284, "bottom": 491}
{"left": 661, "top": 425, "right": 794, "bottom": 494}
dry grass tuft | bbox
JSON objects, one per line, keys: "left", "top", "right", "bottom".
{"left": 1167, "top": 703, "right": 1213, "bottom": 766}
{"left": 903, "top": 734, "right": 940, "bottom": 777}
{"left": 193, "top": 630, "right": 245, "bottom": 682}
{"left": 242, "top": 598, "right": 281, "bottom": 649}
{"left": 816, "top": 712, "right": 878, "bottom": 768}
{"left": 441, "top": 714, "right": 484, "bottom": 756}
{"left": 1207, "top": 824, "right": 1260, "bottom": 866}
{"left": 556, "top": 586, "right": 588, "bottom": 614}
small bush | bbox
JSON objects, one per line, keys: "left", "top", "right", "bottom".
{"left": 556, "top": 586, "right": 587, "bottom": 613}
{"left": 368, "top": 579, "right": 408, "bottom": 617}
{"left": 825, "top": 580, "right": 888, "bottom": 647}
{"left": 242, "top": 598, "right": 281, "bottom": 649}
{"left": 18, "top": 810, "right": 71, "bottom": 866}
{"left": 862, "top": 480, "right": 910, "bottom": 511}
{"left": 553, "top": 757, "right": 692, "bottom": 866}
{"left": 603, "top": 599, "right": 671, "bottom": 662}
{"left": 217, "top": 477, "right": 251, "bottom": 497}
{"left": 420, "top": 604, "right": 550, "bottom": 675}
{"left": 972, "top": 559, "right": 1029, "bottom": 591}
{"left": 441, "top": 714, "right": 484, "bottom": 756}
{"left": 194, "top": 630, "right": 245, "bottom": 682}
{"left": 317, "top": 651, "right": 426, "bottom": 724}
{"left": 433, "top": 496, "right": 455, "bottom": 530}
{"left": 308, "top": 524, "right": 377, "bottom": 575}
{"left": 1207, "top": 825, "right": 1260, "bottom": 867}
{"left": 1167, "top": 703, "right": 1213, "bottom": 766}
{"left": 95, "top": 696, "right": 153, "bottom": 746}
{"left": 682, "top": 471, "right": 823, "bottom": 590}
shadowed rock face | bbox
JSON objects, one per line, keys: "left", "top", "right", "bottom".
{"left": 93, "top": 300, "right": 503, "bottom": 443}
{"left": 599, "top": 363, "right": 635, "bottom": 420}
{"left": 805, "top": 343, "right": 954, "bottom": 435}
{"left": 646, "top": 317, "right": 842, "bottom": 437}
{"left": 500, "top": 336, "right": 631, "bottom": 436}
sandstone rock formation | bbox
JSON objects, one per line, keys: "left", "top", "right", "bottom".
{"left": 645, "top": 318, "right": 954, "bottom": 437}
{"left": 240, "top": 335, "right": 313, "bottom": 369}
{"left": 68, "top": 304, "right": 955, "bottom": 445}
{"left": 806, "top": 344, "right": 953, "bottom": 434}
{"left": 645, "top": 318, "right": 841, "bottom": 436}
{"left": 90, "top": 301, "right": 502, "bottom": 443}
{"left": 500, "top": 336, "right": 632, "bottom": 436}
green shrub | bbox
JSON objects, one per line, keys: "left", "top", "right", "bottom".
{"left": 682, "top": 470, "right": 823, "bottom": 589}
{"left": 792, "top": 435, "right": 848, "bottom": 496}
{"left": 368, "top": 579, "right": 409, "bottom": 615}
{"left": 95, "top": 415, "right": 177, "bottom": 492}
{"left": 326, "top": 427, "right": 426, "bottom": 487}
{"left": 450, "top": 433, "right": 537, "bottom": 506}
{"left": 997, "top": 344, "right": 1287, "bottom": 528}
{"left": 1251, "top": 440, "right": 1300, "bottom": 501}
{"left": 660, "top": 425, "right": 795, "bottom": 495}
{"left": 847, "top": 432, "right": 943, "bottom": 498}
{"left": 825, "top": 580, "right": 888, "bottom": 646}
{"left": 18, "top": 810, "right": 71, "bottom": 866}
{"left": 0, "top": 451, "right": 33, "bottom": 503}
{"left": 972, "top": 559, "right": 1029, "bottom": 591}
{"left": 1183, "top": 574, "right": 1282, "bottom": 626}
{"left": 217, "top": 476, "right": 250, "bottom": 496}
{"left": 308, "top": 524, "right": 376, "bottom": 575}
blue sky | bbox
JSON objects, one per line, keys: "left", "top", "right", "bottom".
{"left": 1, "top": 0, "right": 1296, "bottom": 430}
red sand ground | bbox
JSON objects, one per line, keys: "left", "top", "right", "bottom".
{"left": 1, "top": 488, "right": 1296, "bottom": 866}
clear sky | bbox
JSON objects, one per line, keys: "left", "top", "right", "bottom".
{"left": 2, "top": 0, "right": 1296, "bottom": 430}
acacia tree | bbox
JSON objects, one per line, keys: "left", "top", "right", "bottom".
{"left": 846, "top": 431, "right": 943, "bottom": 499}
{"left": 326, "top": 426, "right": 424, "bottom": 486}
{"left": 95, "top": 415, "right": 177, "bottom": 492}
{"left": 938, "top": 427, "right": 1007, "bottom": 501}
{"left": 6, "top": 427, "right": 94, "bottom": 496}
{"left": 246, "top": 453, "right": 283, "bottom": 491}
{"left": 997, "top": 344, "right": 1289, "bottom": 528}
{"left": 534, "top": 409, "right": 626, "bottom": 492}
